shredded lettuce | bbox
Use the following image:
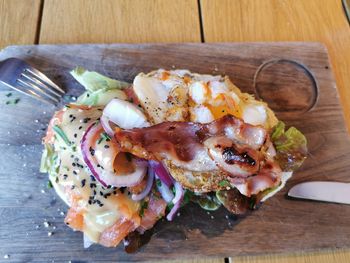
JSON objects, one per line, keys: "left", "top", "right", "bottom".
{"left": 40, "top": 144, "right": 60, "bottom": 176}
{"left": 271, "top": 121, "right": 307, "bottom": 171}
{"left": 194, "top": 193, "right": 221, "bottom": 211}
{"left": 70, "top": 67, "right": 129, "bottom": 92}
{"left": 70, "top": 67, "right": 129, "bottom": 106}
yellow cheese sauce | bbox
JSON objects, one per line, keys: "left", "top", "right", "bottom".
{"left": 50, "top": 105, "right": 140, "bottom": 242}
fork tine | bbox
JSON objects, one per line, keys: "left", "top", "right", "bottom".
{"left": 21, "top": 72, "right": 62, "bottom": 98}
{"left": 17, "top": 79, "right": 59, "bottom": 103}
{"left": 26, "top": 68, "right": 65, "bottom": 94}
{"left": 9, "top": 82, "right": 54, "bottom": 105}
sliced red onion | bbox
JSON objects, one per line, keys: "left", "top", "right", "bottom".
{"left": 83, "top": 234, "right": 94, "bottom": 248}
{"left": 166, "top": 182, "right": 184, "bottom": 221}
{"left": 100, "top": 115, "right": 114, "bottom": 137}
{"left": 102, "top": 98, "right": 149, "bottom": 131}
{"left": 81, "top": 122, "right": 147, "bottom": 187}
{"left": 155, "top": 175, "right": 174, "bottom": 203}
{"left": 149, "top": 160, "right": 174, "bottom": 187}
{"left": 172, "top": 182, "right": 184, "bottom": 204}
{"left": 132, "top": 165, "right": 155, "bottom": 201}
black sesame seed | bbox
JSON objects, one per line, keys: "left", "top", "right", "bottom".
{"left": 74, "top": 133, "right": 77, "bottom": 138}
{"left": 100, "top": 191, "right": 104, "bottom": 196}
{"left": 78, "top": 126, "right": 83, "bottom": 130}
{"left": 88, "top": 200, "right": 92, "bottom": 205}
{"left": 90, "top": 183, "right": 96, "bottom": 188}
{"left": 113, "top": 191, "right": 117, "bottom": 195}
{"left": 107, "top": 185, "right": 111, "bottom": 189}
{"left": 73, "top": 170, "right": 77, "bottom": 175}
{"left": 90, "top": 175, "right": 96, "bottom": 181}
{"left": 83, "top": 118, "right": 91, "bottom": 123}
{"left": 72, "top": 163, "right": 76, "bottom": 167}
{"left": 104, "top": 145, "right": 110, "bottom": 149}
{"left": 89, "top": 147, "right": 95, "bottom": 156}
{"left": 93, "top": 190, "right": 97, "bottom": 195}
{"left": 63, "top": 174, "right": 68, "bottom": 179}
{"left": 81, "top": 179, "right": 86, "bottom": 187}
{"left": 71, "top": 185, "right": 75, "bottom": 190}
{"left": 99, "top": 203, "right": 104, "bottom": 207}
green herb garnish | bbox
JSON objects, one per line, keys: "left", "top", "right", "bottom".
{"left": 47, "top": 180, "right": 53, "bottom": 188}
{"left": 218, "top": 180, "right": 230, "bottom": 187}
{"left": 5, "top": 92, "right": 12, "bottom": 97}
{"left": 139, "top": 200, "right": 149, "bottom": 217}
{"left": 53, "top": 125, "right": 71, "bottom": 146}
{"left": 156, "top": 179, "right": 162, "bottom": 187}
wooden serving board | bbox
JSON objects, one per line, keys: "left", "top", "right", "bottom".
{"left": 0, "top": 43, "right": 349, "bottom": 262}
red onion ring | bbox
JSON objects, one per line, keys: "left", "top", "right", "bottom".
{"left": 81, "top": 122, "right": 147, "bottom": 187}
{"left": 155, "top": 175, "right": 174, "bottom": 203}
{"left": 149, "top": 160, "right": 174, "bottom": 187}
{"left": 166, "top": 182, "right": 184, "bottom": 221}
{"left": 131, "top": 165, "right": 155, "bottom": 201}
{"left": 100, "top": 115, "right": 114, "bottom": 137}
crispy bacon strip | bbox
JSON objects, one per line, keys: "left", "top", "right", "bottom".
{"left": 115, "top": 115, "right": 282, "bottom": 196}
{"left": 115, "top": 115, "right": 266, "bottom": 175}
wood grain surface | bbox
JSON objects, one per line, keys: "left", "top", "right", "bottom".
{"left": 0, "top": 0, "right": 42, "bottom": 49}
{"left": 233, "top": 250, "right": 350, "bottom": 263}
{"left": 40, "top": 0, "right": 201, "bottom": 44}
{"left": 200, "top": 0, "right": 350, "bottom": 132}
{"left": 0, "top": 42, "right": 349, "bottom": 262}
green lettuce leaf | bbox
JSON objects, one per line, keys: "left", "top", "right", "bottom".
{"left": 194, "top": 193, "right": 221, "bottom": 211}
{"left": 71, "top": 67, "right": 129, "bottom": 106}
{"left": 40, "top": 144, "right": 60, "bottom": 176}
{"left": 70, "top": 67, "right": 129, "bottom": 92}
{"left": 271, "top": 121, "right": 307, "bottom": 171}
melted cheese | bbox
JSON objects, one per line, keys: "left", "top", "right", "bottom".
{"left": 51, "top": 106, "right": 141, "bottom": 243}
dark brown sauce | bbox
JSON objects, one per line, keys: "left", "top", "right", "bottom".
{"left": 222, "top": 147, "right": 256, "bottom": 166}
{"left": 116, "top": 115, "right": 263, "bottom": 165}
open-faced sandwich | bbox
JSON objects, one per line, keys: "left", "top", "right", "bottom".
{"left": 40, "top": 68, "right": 307, "bottom": 251}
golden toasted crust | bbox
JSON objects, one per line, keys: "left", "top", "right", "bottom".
{"left": 163, "top": 160, "right": 228, "bottom": 193}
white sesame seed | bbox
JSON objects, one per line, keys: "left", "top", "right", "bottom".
{"left": 3, "top": 254, "right": 9, "bottom": 259}
{"left": 48, "top": 232, "right": 53, "bottom": 237}
{"left": 41, "top": 189, "right": 46, "bottom": 194}
{"left": 60, "top": 211, "right": 65, "bottom": 216}
{"left": 44, "top": 221, "right": 50, "bottom": 228}
{"left": 34, "top": 119, "right": 39, "bottom": 123}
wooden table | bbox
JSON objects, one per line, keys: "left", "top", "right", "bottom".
{"left": 1, "top": 0, "right": 350, "bottom": 262}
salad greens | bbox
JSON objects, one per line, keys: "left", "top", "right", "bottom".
{"left": 271, "top": 121, "right": 307, "bottom": 171}
{"left": 71, "top": 67, "right": 129, "bottom": 106}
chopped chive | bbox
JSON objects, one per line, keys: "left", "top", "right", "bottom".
{"left": 156, "top": 179, "right": 162, "bottom": 187}
{"left": 47, "top": 180, "right": 53, "bottom": 188}
{"left": 52, "top": 125, "right": 71, "bottom": 146}
{"left": 13, "top": 98, "right": 20, "bottom": 104}
{"left": 218, "top": 180, "right": 230, "bottom": 187}
{"left": 5, "top": 92, "right": 12, "bottom": 97}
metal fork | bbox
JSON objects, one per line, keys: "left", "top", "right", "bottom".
{"left": 0, "top": 58, "right": 64, "bottom": 104}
